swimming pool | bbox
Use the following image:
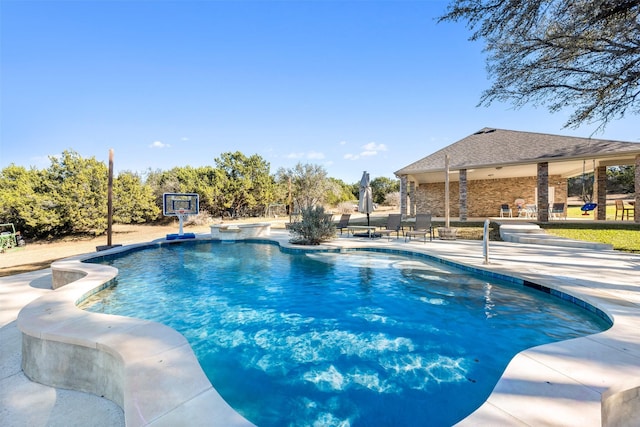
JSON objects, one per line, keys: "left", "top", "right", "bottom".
{"left": 83, "top": 241, "right": 610, "bottom": 426}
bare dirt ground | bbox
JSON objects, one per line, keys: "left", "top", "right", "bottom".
{"left": 0, "top": 212, "right": 371, "bottom": 276}
{"left": 0, "top": 209, "right": 398, "bottom": 277}
{"left": 0, "top": 223, "right": 216, "bottom": 277}
{"left": 11, "top": 196, "right": 633, "bottom": 277}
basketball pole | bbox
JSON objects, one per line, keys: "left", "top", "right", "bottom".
{"left": 178, "top": 211, "right": 186, "bottom": 236}
{"left": 107, "top": 149, "right": 114, "bottom": 247}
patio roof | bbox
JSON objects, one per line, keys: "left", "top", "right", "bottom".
{"left": 395, "top": 128, "right": 640, "bottom": 183}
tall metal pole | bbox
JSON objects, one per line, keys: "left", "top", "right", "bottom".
{"left": 445, "top": 154, "right": 450, "bottom": 229}
{"left": 107, "top": 149, "right": 114, "bottom": 247}
{"left": 483, "top": 219, "right": 490, "bottom": 264}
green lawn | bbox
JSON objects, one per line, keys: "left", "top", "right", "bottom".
{"left": 434, "top": 216, "right": 639, "bottom": 253}
{"left": 357, "top": 208, "right": 640, "bottom": 253}
{"left": 545, "top": 205, "right": 639, "bottom": 253}
{"left": 542, "top": 205, "right": 639, "bottom": 252}
{"left": 543, "top": 227, "right": 639, "bottom": 252}
{"left": 565, "top": 204, "right": 632, "bottom": 220}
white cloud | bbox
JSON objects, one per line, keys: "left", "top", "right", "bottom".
{"left": 149, "top": 140, "right": 170, "bottom": 149}
{"left": 339, "top": 140, "right": 347, "bottom": 145}
{"left": 307, "top": 151, "right": 325, "bottom": 160}
{"left": 344, "top": 142, "right": 387, "bottom": 161}
{"left": 287, "top": 151, "right": 325, "bottom": 160}
{"left": 362, "top": 142, "right": 387, "bottom": 152}
{"left": 180, "top": 137, "right": 189, "bottom": 142}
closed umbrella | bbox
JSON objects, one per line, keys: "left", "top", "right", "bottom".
{"left": 359, "top": 171, "right": 374, "bottom": 226}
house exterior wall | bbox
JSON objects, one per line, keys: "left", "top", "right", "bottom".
{"left": 636, "top": 154, "right": 640, "bottom": 222}
{"left": 415, "top": 176, "right": 567, "bottom": 217}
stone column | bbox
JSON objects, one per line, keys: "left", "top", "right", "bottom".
{"left": 537, "top": 162, "right": 549, "bottom": 222}
{"left": 400, "top": 175, "right": 408, "bottom": 218}
{"left": 409, "top": 180, "right": 416, "bottom": 216}
{"left": 595, "top": 165, "right": 607, "bottom": 221}
{"left": 459, "top": 169, "right": 467, "bottom": 221}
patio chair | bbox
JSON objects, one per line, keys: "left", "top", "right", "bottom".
{"left": 615, "top": 200, "right": 634, "bottom": 220}
{"left": 524, "top": 204, "right": 537, "bottom": 219}
{"left": 549, "top": 203, "right": 566, "bottom": 220}
{"left": 335, "top": 214, "right": 351, "bottom": 235}
{"left": 514, "top": 199, "right": 526, "bottom": 217}
{"left": 499, "top": 204, "right": 512, "bottom": 218}
{"left": 377, "top": 214, "right": 403, "bottom": 240}
{"left": 404, "top": 213, "right": 433, "bottom": 243}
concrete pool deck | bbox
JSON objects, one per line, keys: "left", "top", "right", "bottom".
{"left": 2, "top": 230, "right": 640, "bottom": 426}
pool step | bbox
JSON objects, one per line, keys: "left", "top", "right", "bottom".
{"left": 499, "top": 223, "right": 613, "bottom": 250}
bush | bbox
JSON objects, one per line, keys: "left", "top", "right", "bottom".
{"left": 337, "top": 201, "right": 357, "bottom": 214}
{"left": 185, "top": 210, "right": 214, "bottom": 226}
{"left": 288, "top": 206, "right": 336, "bottom": 245}
{"left": 384, "top": 192, "right": 400, "bottom": 207}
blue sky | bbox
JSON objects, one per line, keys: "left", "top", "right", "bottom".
{"left": 1, "top": 0, "right": 638, "bottom": 184}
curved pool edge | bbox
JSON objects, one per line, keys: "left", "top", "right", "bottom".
{"left": 16, "top": 231, "right": 640, "bottom": 426}
{"left": 17, "top": 239, "right": 255, "bottom": 427}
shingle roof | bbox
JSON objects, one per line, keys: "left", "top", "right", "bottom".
{"left": 395, "top": 127, "right": 640, "bottom": 175}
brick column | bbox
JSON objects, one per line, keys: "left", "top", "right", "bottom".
{"left": 633, "top": 154, "right": 640, "bottom": 222}
{"left": 595, "top": 165, "right": 607, "bottom": 221}
{"left": 537, "top": 162, "right": 549, "bottom": 222}
{"left": 400, "top": 175, "right": 408, "bottom": 218}
{"left": 459, "top": 169, "right": 467, "bottom": 221}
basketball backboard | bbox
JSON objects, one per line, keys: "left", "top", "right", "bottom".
{"left": 163, "top": 193, "right": 199, "bottom": 216}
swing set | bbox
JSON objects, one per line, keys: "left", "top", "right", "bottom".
{"left": 580, "top": 160, "right": 597, "bottom": 216}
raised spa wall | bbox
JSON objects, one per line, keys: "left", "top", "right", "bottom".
{"left": 210, "top": 222, "right": 271, "bottom": 240}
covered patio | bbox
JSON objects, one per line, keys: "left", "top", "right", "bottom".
{"left": 395, "top": 128, "right": 639, "bottom": 223}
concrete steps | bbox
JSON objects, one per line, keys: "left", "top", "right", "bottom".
{"left": 499, "top": 223, "right": 614, "bottom": 250}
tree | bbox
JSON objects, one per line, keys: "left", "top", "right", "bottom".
{"left": 144, "top": 166, "right": 224, "bottom": 216}
{"left": 46, "top": 150, "right": 108, "bottom": 235}
{"left": 607, "top": 165, "right": 636, "bottom": 194}
{"left": 276, "top": 163, "right": 331, "bottom": 211}
{"left": 440, "top": 1, "right": 640, "bottom": 131}
{"left": 349, "top": 181, "right": 360, "bottom": 200}
{"left": 171, "top": 166, "right": 223, "bottom": 215}
{"left": 0, "top": 165, "right": 62, "bottom": 237}
{"left": 370, "top": 176, "right": 400, "bottom": 205}
{"left": 215, "top": 152, "right": 276, "bottom": 217}
{"left": 189, "top": 166, "right": 224, "bottom": 216}
{"left": 324, "top": 177, "right": 355, "bottom": 206}
{"left": 144, "top": 167, "right": 181, "bottom": 211}
{"left": 113, "top": 171, "right": 160, "bottom": 223}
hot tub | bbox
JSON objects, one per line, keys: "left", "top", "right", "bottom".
{"left": 210, "top": 222, "right": 271, "bottom": 240}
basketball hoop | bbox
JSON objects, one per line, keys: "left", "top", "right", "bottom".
{"left": 162, "top": 193, "right": 199, "bottom": 239}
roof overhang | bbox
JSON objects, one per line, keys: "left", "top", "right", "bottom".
{"left": 400, "top": 153, "right": 638, "bottom": 184}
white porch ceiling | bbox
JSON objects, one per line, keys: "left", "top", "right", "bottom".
{"left": 406, "top": 154, "right": 637, "bottom": 184}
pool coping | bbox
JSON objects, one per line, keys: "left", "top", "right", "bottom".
{"left": 15, "top": 231, "right": 640, "bottom": 426}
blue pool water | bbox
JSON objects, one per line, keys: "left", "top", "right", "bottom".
{"left": 84, "top": 241, "right": 610, "bottom": 426}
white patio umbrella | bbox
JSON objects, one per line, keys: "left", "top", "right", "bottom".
{"left": 359, "top": 171, "right": 374, "bottom": 226}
